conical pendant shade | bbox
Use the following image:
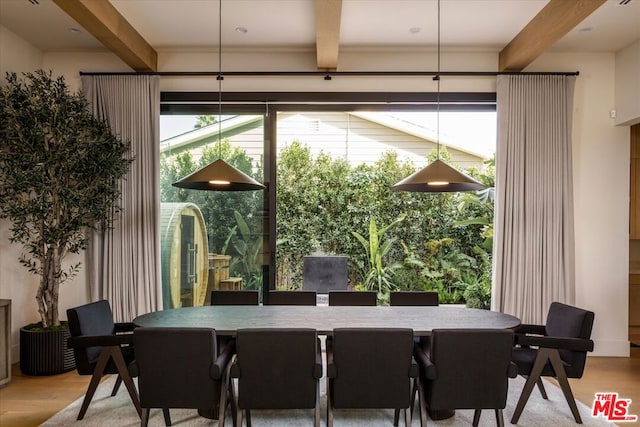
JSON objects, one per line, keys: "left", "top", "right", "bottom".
{"left": 172, "top": 158, "right": 265, "bottom": 191}
{"left": 391, "top": 159, "right": 485, "bottom": 193}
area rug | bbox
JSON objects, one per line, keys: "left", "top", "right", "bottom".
{"left": 41, "top": 375, "right": 617, "bottom": 426}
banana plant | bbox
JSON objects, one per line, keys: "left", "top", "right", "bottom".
{"left": 231, "top": 211, "right": 263, "bottom": 290}
{"left": 351, "top": 214, "right": 405, "bottom": 300}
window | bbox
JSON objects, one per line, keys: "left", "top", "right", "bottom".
{"left": 160, "top": 92, "right": 495, "bottom": 306}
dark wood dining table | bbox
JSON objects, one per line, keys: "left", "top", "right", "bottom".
{"left": 133, "top": 305, "right": 521, "bottom": 335}
{"left": 133, "top": 304, "right": 520, "bottom": 421}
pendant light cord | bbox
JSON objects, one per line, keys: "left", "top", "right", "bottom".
{"left": 217, "top": 0, "right": 223, "bottom": 160}
{"left": 435, "top": 0, "right": 441, "bottom": 160}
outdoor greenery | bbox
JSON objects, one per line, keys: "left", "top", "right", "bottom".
{"left": 0, "top": 70, "right": 132, "bottom": 328}
{"left": 160, "top": 122, "right": 495, "bottom": 307}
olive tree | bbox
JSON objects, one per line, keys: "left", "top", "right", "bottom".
{"left": 0, "top": 71, "right": 132, "bottom": 328}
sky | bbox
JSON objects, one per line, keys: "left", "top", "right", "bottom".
{"left": 160, "top": 111, "right": 497, "bottom": 158}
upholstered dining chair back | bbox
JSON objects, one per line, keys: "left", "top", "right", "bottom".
{"left": 418, "top": 329, "right": 516, "bottom": 416}
{"left": 544, "top": 301, "right": 595, "bottom": 375}
{"left": 267, "top": 290, "right": 317, "bottom": 306}
{"left": 67, "top": 300, "right": 118, "bottom": 373}
{"left": 232, "top": 328, "right": 322, "bottom": 426}
{"left": 328, "top": 290, "right": 377, "bottom": 306}
{"left": 326, "top": 328, "right": 417, "bottom": 427}
{"left": 132, "top": 327, "right": 235, "bottom": 427}
{"left": 67, "top": 300, "right": 140, "bottom": 420}
{"left": 210, "top": 290, "right": 259, "bottom": 305}
{"left": 390, "top": 291, "right": 439, "bottom": 306}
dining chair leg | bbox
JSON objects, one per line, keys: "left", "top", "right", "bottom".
{"left": 404, "top": 407, "right": 412, "bottom": 427}
{"left": 236, "top": 409, "right": 243, "bottom": 427}
{"left": 472, "top": 409, "right": 481, "bottom": 426}
{"left": 495, "top": 409, "right": 505, "bottom": 427}
{"left": 111, "top": 375, "right": 122, "bottom": 396}
{"left": 417, "top": 378, "right": 427, "bottom": 427}
{"left": 393, "top": 408, "right": 400, "bottom": 426}
{"left": 547, "top": 348, "right": 583, "bottom": 423}
{"left": 141, "top": 407, "right": 150, "bottom": 427}
{"left": 536, "top": 378, "right": 548, "bottom": 399}
{"left": 110, "top": 346, "right": 142, "bottom": 418}
{"left": 511, "top": 347, "right": 549, "bottom": 424}
{"left": 219, "top": 362, "right": 233, "bottom": 427}
{"left": 162, "top": 408, "right": 171, "bottom": 426}
{"left": 410, "top": 377, "right": 418, "bottom": 415}
{"left": 327, "top": 378, "right": 334, "bottom": 427}
{"left": 314, "top": 381, "right": 320, "bottom": 427}
{"left": 77, "top": 348, "right": 112, "bottom": 420}
{"left": 246, "top": 409, "right": 252, "bottom": 427}
{"left": 230, "top": 380, "right": 238, "bottom": 426}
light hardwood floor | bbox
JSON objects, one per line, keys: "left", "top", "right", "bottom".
{"left": 1, "top": 347, "right": 639, "bottom": 427}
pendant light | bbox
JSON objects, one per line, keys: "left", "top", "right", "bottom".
{"left": 392, "top": 0, "right": 485, "bottom": 193}
{"left": 173, "top": 0, "right": 264, "bottom": 192}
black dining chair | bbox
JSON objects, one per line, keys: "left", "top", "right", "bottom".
{"left": 413, "top": 328, "right": 516, "bottom": 427}
{"left": 510, "top": 302, "right": 595, "bottom": 424}
{"left": 390, "top": 291, "right": 439, "bottom": 349}
{"left": 328, "top": 290, "right": 377, "bottom": 306}
{"left": 326, "top": 328, "right": 417, "bottom": 427}
{"left": 66, "top": 300, "right": 141, "bottom": 420}
{"left": 210, "top": 290, "right": 259, "bottom": 305}
{"left": 132, "top": 327, "right": 236, "bottom": 427}
{"left": 390, "top": 291, "right": 439, "bottom": 307}
{"left": 267, "top": 290, "right": 317, "bottom": 306}
{"left": 232, "top": 328, "right": 323, "bottom": 427}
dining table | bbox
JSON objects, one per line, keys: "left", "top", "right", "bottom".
{"left": 133, "top": 304, "right": 521, "bottom": 335}
{"left": 133, "top": 304, "right": 520, "bottom": 421}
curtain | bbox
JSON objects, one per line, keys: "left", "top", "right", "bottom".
{"left": 492, "top": 75, "right": 576, "bottom": 325}
{"left": 82, "top": 75, "right": 162, "bottom": 322}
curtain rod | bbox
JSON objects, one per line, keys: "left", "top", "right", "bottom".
{"left": 79, "top": 70, "right": 579, "bottom": 77}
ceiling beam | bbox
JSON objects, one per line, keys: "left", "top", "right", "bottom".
{"left": 315, "top": 0, "right": 342, "bottom": 71}
{"left": 499, "top": 0, "right": 606, "bottom": 72}
{"left": 52, "top": 0, "right": 157, "bottom": 72}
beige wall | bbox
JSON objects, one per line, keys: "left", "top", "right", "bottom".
{"left": 2, "top": 24, "right": 638, "bottom": 357}
{"left": 0, "top": 26, "right": 42, "bottom": 79}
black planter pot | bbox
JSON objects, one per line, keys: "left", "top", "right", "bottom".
{"left": 19, "top": 326, "right": 75, "bottom": 376}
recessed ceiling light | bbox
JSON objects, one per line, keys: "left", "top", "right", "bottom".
{"left": 409, "top": 27, "right": 421, "bottom": 34}
{"left": 68, "top": 27, "right": 82, "bottom": 34}
{"left": 235, "top": 27, "right": 248, "bottom": 34}
{"left": 579, "top": 27, "right": 592, "bottom": 33}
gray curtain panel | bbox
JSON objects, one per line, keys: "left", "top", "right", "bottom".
{"left": 492, "top": 74, "right": 576, "bottom": 325}
{"left": 82, "top": 75, "right": 162, "bottom": 322}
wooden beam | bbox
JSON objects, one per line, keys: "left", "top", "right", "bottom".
{"left": 315, "top": 0, "right": 342, "bottom": 71}
{"left": 499, "top": 0, "right": 606, "bottom": 72}
{"left": 52, "top": 0, "right": 157, "bottom": 72}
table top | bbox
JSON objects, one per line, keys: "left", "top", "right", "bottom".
{"left": 133, "top": 305, "right": 520, "bottom": 336}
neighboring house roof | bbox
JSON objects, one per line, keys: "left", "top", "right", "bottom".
{"left": 350, "top": 112, "right": 489, "bottom": 159}
{"left": 160, "top": 112, "right": 488, "bottom": 169}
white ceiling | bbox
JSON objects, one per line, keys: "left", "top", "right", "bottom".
{"left": 0, "top": 0, "right": 638, "bottom": 55}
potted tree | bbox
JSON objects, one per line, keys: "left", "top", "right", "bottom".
{"left": 0, "top": 70, "right": 132, "bottom": 375}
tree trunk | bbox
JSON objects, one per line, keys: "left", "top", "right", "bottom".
{"left": 37, "top": 245, "right": 61, "bottom": 328}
